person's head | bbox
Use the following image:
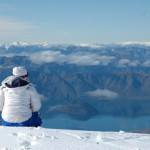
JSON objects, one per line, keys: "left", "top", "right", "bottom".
{"left": 12, "top": 66, "right": 29, "bottom": 78}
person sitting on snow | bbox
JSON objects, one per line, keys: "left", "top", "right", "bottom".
{"left": 0, "top": 66, "right": 42, "bottom": 127}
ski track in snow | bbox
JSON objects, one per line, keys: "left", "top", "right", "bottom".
{"left": 0, "top": 127, "right": 149, "bottom": 150}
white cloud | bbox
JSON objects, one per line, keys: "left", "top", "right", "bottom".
{"left": 118, "top": 59, "right": 130, "bottom": 68}
{"left": 1, "top": 50, "right": 115, "bottom": 66}
{"left": 67, "top": 54, "right": 115, "bottom": 66}
{"left": 67, "top": 53, "right": 100, "bottom": 65}
{"left": 128, "top": 60, "right": 140, "bottom": 67}
{"left": 28, "top": 51, "right": 66, "bottom": 64}
{"left": 27, "top": 51, "right": 115, "bottom": 66}
{"left": 142, "top": 60, "right": 150, "bottom": 67}
{"left": 0, "top": 49, "right": 142, "bottom": 67}
{"left": 86, "top": 89, "right": 119, "bottom": 99}
{"left": 117, "top": 59, "right": 141, "bottom": 67}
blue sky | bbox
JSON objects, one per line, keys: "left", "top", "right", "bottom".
{"left": 0, "top": 0, "right": 149, "bottom": 44}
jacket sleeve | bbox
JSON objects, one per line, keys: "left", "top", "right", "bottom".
{"left": 0, "top": 87, "right": 4, "bottom": 111}
{"left": 29, "top": 86, "right": 41, "bottom": 112}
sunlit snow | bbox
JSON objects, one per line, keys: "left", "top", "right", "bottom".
{"left": 0, "top": 127, "right": 149, "bottom": 150}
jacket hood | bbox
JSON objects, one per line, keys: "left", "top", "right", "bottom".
{"left": 2, "top": 76, "right": 30, "bottom": 88}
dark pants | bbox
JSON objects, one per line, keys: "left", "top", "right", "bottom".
{"left": 2, "top": 112, "right": 42, "bottom": 127}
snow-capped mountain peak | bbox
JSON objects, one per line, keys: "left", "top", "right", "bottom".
{"left": 117, "top": 41, "right": 150, "bottom": 46}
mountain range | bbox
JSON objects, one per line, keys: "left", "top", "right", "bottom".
{"left": 0, "top": 42, "right": 150, "bottom": 118}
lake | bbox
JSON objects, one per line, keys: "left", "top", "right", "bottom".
{"left": 42, "top": 114, "right": 150, "bottom": 132}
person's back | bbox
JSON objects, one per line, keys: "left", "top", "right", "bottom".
{"left": 0, "top": 66, "right": 42, "bottom": 127}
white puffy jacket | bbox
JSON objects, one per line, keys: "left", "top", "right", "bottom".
{"left": 0, "top": 76, "right": 41, "bottom": 123}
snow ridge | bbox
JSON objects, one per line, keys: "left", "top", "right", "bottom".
{"left": 1, "top": 41, "right": 150, "bottom": 50}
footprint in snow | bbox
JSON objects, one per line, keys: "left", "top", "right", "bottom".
{"left": 9, "top": 132, "right": 39, "bottom": 149}
{"left": 10, "top": 133, "right": 17, "bottom": 136}
{"left": 82, "top": 133, "right": 91, "bottom": 142}
{"left": 19, "top": 140, "right": 31, "bottom": 150}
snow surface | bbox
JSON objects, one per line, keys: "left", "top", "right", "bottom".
{"left": 0, "top": 127, "right": 149, "bottom": 150}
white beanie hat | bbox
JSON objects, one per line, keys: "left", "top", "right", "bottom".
{"left": 13, "top": 66, "right": 27, "bottom": 76}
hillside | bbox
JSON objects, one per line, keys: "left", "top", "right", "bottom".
{"left": 0, "top": 126, "right": 149, "bottom": 150}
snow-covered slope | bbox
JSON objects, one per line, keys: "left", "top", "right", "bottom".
{"left": 0, "top": 127, "right": 149, "bottom": 150}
